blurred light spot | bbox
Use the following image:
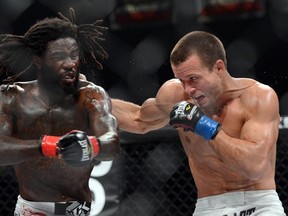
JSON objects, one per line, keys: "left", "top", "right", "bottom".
{"left": 127, "top": 73, "right": 159, "bottom": 102}
{"left": 108, "top": 83, "right": 135, "bottom": 101}
{"left": 269, "top": 0, "right": 288, "bottom": 42}
{"left": 1, "top": 0, "right": 34, "bottom": 21}
{"left": 132, "top": 37, "right": 167, "bottom": 74}
{"left": 39, "top": 0, "right": 116, "bottom": 20}
{"left": 227, "top": 39, "right": 258, "bottom": 77}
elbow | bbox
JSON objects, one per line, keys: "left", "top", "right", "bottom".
{"left": 108, "top": 135, "right": 121, "bottom": 159}
{"left": 245, "top": 171, "right": 263, "bottom": 181}
{"left": 242, "top": 160, "right": 269, "bottom": 181}
{"left": 136, "top": 127, "right": 153, "bottom": 134}
{"left": 97, "top": 134, "right": 121, "bottom": 161}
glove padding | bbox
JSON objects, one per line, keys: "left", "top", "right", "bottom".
{"left": 40, "top": 130, "right": 99, "bottom": 167}
{"left": 57, "top": 130, "right": 99, "bottom": 167}
{"left": 169, "top": 101, "right": 220, "bottom": 140}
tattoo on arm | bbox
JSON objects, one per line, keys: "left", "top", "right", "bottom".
{"left": 83, "top": 88, "right": 110, "bottom": 114}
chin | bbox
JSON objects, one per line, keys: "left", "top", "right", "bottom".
{"left": 198, "top": 100, "right": 208, "bottom": 108}
{"left": 63, "top": 82, "right": 79, "bottom": 95}
{"left": 199, "top": 102, "right": 212, "bottom": 113}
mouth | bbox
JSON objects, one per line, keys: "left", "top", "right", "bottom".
{"left": 61, "top": 72, "right": 76, "bottom": 84}
{"left": 193, "top": 95, "right": 205, "bottom": 104}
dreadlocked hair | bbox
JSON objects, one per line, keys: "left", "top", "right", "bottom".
{"left": 0, "top": 34, "right": 34, "bottom": 83}
{"left": 59, "top": 8, "right": 108, "bottom": 70}
{"left": 0, "top": 7, "right": 108, "bottom": 85}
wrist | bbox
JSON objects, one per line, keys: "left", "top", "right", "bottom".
{"left": 194, "top": 115, "right": 221, "bottom": 140}
{"left": 41, "top": 135, "right": 59, "bottom": 156}
{"left": 88, "top": 136, "right": 100, "bottom": 156}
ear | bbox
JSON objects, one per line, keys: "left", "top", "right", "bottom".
{"left": 32, "top": 56, "right": 41, "bottom": 70}
{"left": 215, "top": 59, "right": 225, "bottom": 72}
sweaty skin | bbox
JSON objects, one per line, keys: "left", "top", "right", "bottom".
{"left": 112, "top": 54, "right": 279, "bottom": 198}
{"left": 0, "top": 37, "right": 119, "bottom": 202}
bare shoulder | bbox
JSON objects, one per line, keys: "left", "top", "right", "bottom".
{"left": 78, "top": 80, "right": 109, "bottom": 99}
{"left": 78, "top": 80, "right": 111, "bottom": 112}
{"left": 0, "top": 84, "right": 21, "bottom": 96}
{"left": 243, "top": 80, "right": 278, "bottom": 102}
{"left": 254, "top": 82, "right": 278, "bottom": 108}
{"left": 240, "top": 79, "right": 279, "bottom": 115}
{"left": 0, "top": 81, "right": 36, "bottom": 113}
{"left": 0, "top": 80, "right": 36, "bottom": 99}
{"left": 156, "top": 79, "right": 189, "bottom": 104}
{"left": 160, "top": 78, "right": 183, "bottom": 90}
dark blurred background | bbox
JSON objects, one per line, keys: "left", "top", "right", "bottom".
{"left": 0, "top": 0, "right": 287, "bottom": 104}
{"left": 0, "top": 0, "right": 288, "bottom": 215}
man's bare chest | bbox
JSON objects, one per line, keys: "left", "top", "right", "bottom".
{"left": 179, "top": 108, "right": 245, "bottom": 156}
{"left": 15, "top": 102, "right": 87, "bottom": 138}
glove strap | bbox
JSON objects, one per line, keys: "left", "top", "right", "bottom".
{"left": 194, "top": 116, "right": 221, "bottom": 140}
{"left": 41, "top": 136, "right": 59, "bottom": 156}
{"left": 88, "top": 136, "right": 100, "bottom": 156}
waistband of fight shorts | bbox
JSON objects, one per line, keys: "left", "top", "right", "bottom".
{"left": 54, "top": 201, "right": 91, "bottom": 215}
{"left": 17, "top": 195, "right": 91, "bottom": 215}
{"left": 195, "top": 189, "right": 278, "bottom": 210}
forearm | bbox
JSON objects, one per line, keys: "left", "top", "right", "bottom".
{"left": 0, "top": 136, "right": 41, "bottom": 166}
{"left": 209, "top": 130, "right": 269, "bottom": 180}
{"left": 112, "top": 98, "right": 169, "bottom": 133}
{"left": 112, "top": 99, "right": 140, "bottom": 112}
{"left": 112, "top": 99, "right": 142, "bottom": 132}
{"left": 96, "top": 131, "right": 120, "bottom": 161}
{"left": 169, "top": 101, "right": 272, "bottom": 180}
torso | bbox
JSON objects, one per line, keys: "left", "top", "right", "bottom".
{"left": 162, "top": 78, "right": 276, "bottom": 198}
{"left": 15, "top": 158, "right": 93, "bottom": 201}
{"left": 3, "top": 80, "right": 99, "bottom": 201}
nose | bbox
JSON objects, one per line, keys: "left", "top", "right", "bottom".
{"left": 63, "top": 58, "right": 76, "bottom": 69}
{"left": 183, "top": 82, "right": 196, "bottom": 95}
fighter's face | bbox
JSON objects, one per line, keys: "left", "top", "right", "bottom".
{"left": 40, "top": 37, "right": 80, "bottom": 94}
{"left": 172, "top": 54, "right": 223, "bottom": 113}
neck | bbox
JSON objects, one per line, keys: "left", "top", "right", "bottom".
{"left": 38, "top": 81, "right": 75, "bottom": 106}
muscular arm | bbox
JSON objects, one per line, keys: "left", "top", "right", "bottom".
{"left": 81, "top": 83, "right": 120, "bottom": 161}
{"left": 0, "top": 86, "right": 40, "bottom": 165}
{"left": 0, "top": 135, "right": 40, "bottom": 166}
{"left": 112, "top": 98, "right": 169, "bottom": 133}
{"left": 112, "top": 79, "right": 186, "bottom": 134}
{"left": 209, "top": 85, "right": 279, "bottom": 180}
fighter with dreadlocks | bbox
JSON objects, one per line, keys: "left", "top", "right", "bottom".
{"left": 0, "top": 8, "right": 120, "bottom": 216}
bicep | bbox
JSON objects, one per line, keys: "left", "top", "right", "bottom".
{"left": 138, "top": 98, "right": 170, "bottom": 129}
{"left": 213, "top": 90, "right": 279, "bottom": 178}
{"left": 241, "top": 90, "right": 279, "bottom": 150}
{"left": 112, "top": 98, "right": 166, "bottom": 133}
{"left": 113, "top": 97, "right": 171, "bottom": 133}
{"left": 241, "top": 118, "right": 279, "bottom": 152}
{"left": 112, "top": 79, "right": 185, "bottom": 133}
